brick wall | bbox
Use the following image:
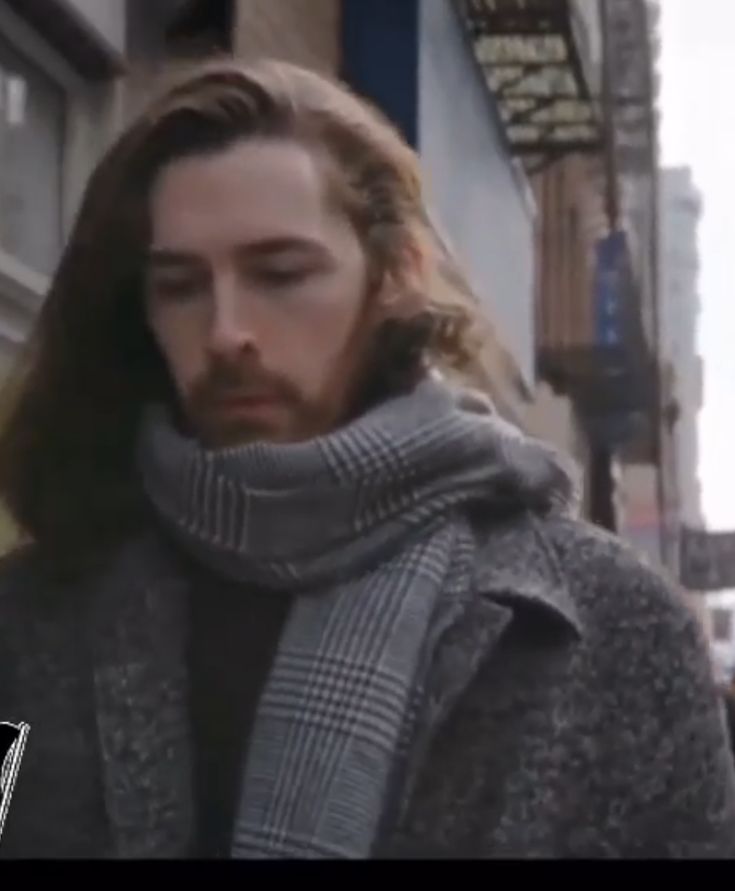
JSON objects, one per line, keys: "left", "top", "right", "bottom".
{"left": 233, "top": 0, "right": 340, "bottom": 74}
{"left": 532, "top": 154, "right": 604, "bottom": 361}
{"left": 121, "top": 0, "right": 341, "bottom": 120}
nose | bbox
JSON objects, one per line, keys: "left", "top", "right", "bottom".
{"left": 206, "top": 274, "right": 257, "bottom": 360}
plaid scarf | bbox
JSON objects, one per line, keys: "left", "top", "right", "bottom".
{"left": 137, "top": 377, "right": 574, "bottom": 858}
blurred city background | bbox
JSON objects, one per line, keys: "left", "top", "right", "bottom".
{"left": 0, "top": 0, "right": 733, "bottom": 681}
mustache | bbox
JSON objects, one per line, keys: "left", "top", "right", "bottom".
{"left": 186, "top": 358, "right": 300, "bottom": 408}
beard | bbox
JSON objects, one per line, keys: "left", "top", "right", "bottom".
{"left": 173, "top": 316, "right": 431, "bottom": 449}
{"left": 180, "top": 355, "right": 345, "bottom": 448}
{"left": 181, "top": 357, "right": 299, "bottom": 447}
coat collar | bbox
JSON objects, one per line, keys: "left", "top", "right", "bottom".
{"left": 472, "top": 509, "right": 584, "bottom": 640}
{"left": 391, "top": 509, "right": 584, "bottom": 829}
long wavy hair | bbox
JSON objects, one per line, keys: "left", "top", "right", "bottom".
{"left": 0, "top": 58, "right": 498, "bottom": 578}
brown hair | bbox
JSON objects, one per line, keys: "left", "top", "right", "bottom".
{"left": 0, "top": 58, "right": 496, "bottom": 577}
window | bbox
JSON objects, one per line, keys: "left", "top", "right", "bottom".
{"left": 0, "top": 1, "right": 118, "bottom": 358}
{"left": 712, "top": 608, "right": 733, "bottom": 643}
{"left": 0, "top": 28, "right": 64, "bottom": 276}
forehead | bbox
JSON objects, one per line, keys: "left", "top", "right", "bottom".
{"left": 149, "top": 138, "right": 337, "bottom": 250}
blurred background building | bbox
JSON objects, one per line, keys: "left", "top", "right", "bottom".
{"left": 0, "top": 0, "right": 724, "bottom": 659}
{"left": 660, "top": 166, "right": 704, "bottom": 530}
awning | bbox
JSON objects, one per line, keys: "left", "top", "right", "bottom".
{"left": 456, "top": 0, "right": 601, "bottom": 154}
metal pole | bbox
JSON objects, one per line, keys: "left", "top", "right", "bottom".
{"left": 599, "top": 0, "right": 620, "bottom": 233}
{"left": 590, "top": 0, "right": 621, "bottom": 533}
{"left": 637, "top": 0, "right": 668, "bottom": 571}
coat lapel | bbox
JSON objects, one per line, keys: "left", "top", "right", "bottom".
{"left": 436, "top": 510, "right": 582, "bottom": 725}
{"left": 87, "top": 533, "right": 195, "bottom": 858}
{"left": 473, "top": 511, "right": 583, "bottom": 637}
{"left": 394, "top": 509, "right": 584, "bottom": 827}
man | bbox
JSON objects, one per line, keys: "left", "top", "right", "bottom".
{"left": 0, "top": 59, "right": 733, "bottom": 859}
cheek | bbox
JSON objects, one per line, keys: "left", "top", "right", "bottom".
{"left": 147, "top": 310, "right": 206, "bottom": 395}
{"left": 278, "top": 283, "right": 367, "bottom": 385}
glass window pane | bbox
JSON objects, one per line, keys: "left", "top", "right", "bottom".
{"left": 0, "top": 30, "right": 64, "bottom": 276}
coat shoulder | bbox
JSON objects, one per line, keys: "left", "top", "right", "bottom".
{"left": 474, "top": 507, "right": 693, "bottom": 646}
{"left": 527, "top": 513, "right": 722, "bottom": 741}
{"left": 535, "top": 513, "right": 692, "bottom": 633}
{"left": 447, "top": 511, "right": 735, "bottom": 857}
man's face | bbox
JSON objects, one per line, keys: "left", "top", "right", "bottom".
{"left": 144, "top": 138, "right": 377, "bottom": 448}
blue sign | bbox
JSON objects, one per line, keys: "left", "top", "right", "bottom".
{"left": 593, "top": 231, "right": 629, "bottom": 350}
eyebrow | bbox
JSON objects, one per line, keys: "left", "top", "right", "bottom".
{"left": 241, "top": 236, "right": 330, "bottom": 257}
{"left": 146, "top": 249, "right": 202, "bottom": 270}
{"left": 146, "top": 237, "right": 330, "bottom": 269}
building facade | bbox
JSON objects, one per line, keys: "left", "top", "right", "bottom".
{"left": 0, "top": 0, "right": 128, "bottom": 375}
{"left": 660, "top": 166, "right": 705, "bottom": 528}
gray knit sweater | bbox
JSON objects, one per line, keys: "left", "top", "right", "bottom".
{"left": 0, "top": 509, "right": 734, "bottom": 858}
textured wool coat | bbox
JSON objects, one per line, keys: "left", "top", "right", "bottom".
{"left": 1, "top": 508, "right": 734, "bottom": 858}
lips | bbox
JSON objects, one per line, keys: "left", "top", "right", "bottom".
{"left": 209, "top": 392, "right": 279, "bottom": 412}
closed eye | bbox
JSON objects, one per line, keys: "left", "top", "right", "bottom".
{"left": 148, "top": 277, "right": 204, "bottom": 301}
{"left": 254, "top": 266, "right": 313, "bottom": 286}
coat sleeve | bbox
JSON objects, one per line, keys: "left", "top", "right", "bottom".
{"left": 597, "top": 563, "right": 735, "bottom": 859}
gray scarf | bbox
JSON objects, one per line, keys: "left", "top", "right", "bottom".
{"left": 137, "top": 377, "right": 575, "bottom": 859}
